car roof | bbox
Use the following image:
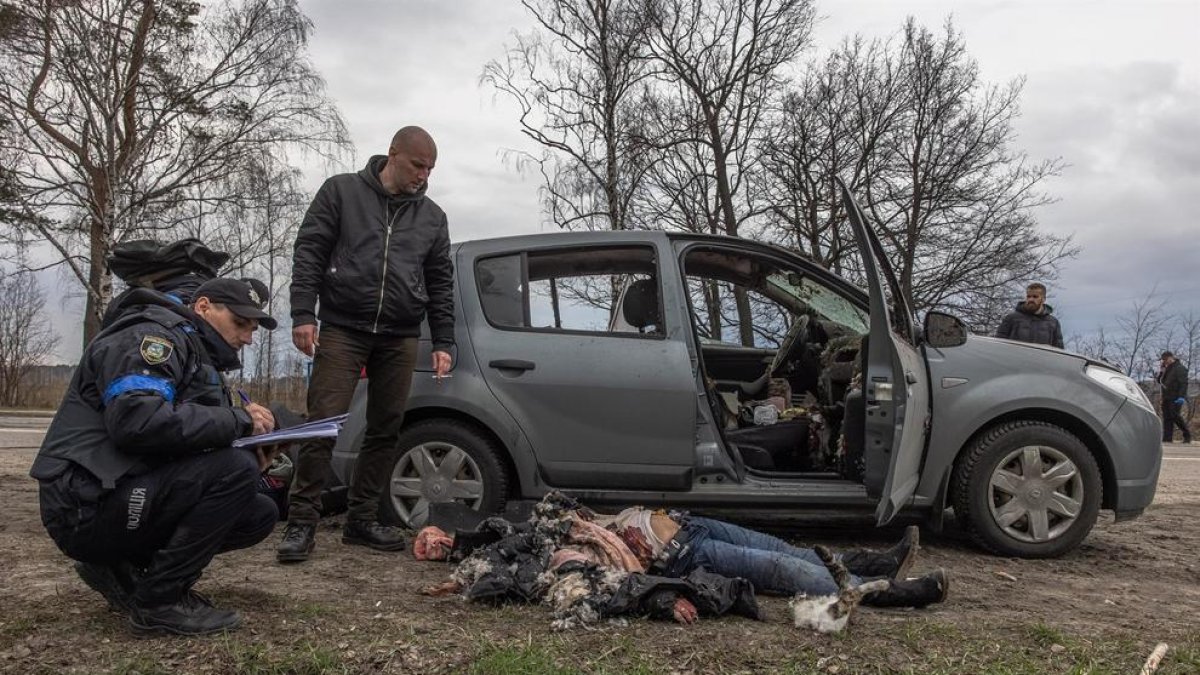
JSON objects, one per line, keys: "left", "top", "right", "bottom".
{"left": 455, "top": 230, "right": 813, "bottom": 264}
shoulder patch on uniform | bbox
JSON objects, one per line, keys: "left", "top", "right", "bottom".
{"left": 140, "top": 335, "right": 174, "bottom": 365}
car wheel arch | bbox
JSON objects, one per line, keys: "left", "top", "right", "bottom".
{"left": 942, "top": 408, "right": 1116, "bottom": 514}
{"left": 400, "top": 406, "right": 523, "bottom": 499}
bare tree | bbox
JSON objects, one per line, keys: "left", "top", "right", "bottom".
{"left": 0, "top": 0, "right": 347, "bottom": 347}
{"left": 860, "top": 19, "right": 1074, "bottom": 327}
{"left": 0, "top": 268, "right": 59, "bottom": 406}
{"left": 642, "top": 0, "right": 815, "bottom": 345}
{"left": 758, "top": 37, "right": 900, "bottom": 274}
{"left": 1112, "top": 289, "right": 1169, "bottom": 380}
{"left": 207, "top": 152, "right": 306, "bottom": 396}
{"left": 483, "top": 0, "right": 656, "bottom": 233}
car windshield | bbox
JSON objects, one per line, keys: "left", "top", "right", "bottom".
{"left": 765, "top": 272, "right": 869, "bottom": 335}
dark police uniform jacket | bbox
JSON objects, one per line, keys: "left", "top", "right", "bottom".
{"left": 30, "top": 289, "right": 254, "bottom": 490}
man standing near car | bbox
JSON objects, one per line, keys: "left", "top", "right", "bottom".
{"left": 1156, "top": 351, "right": 1192, "bottom": 444}
{"left": 31, "top": 278, "right": 281, "bottom": 635}
{"left": 279, "top": 126, "right": 455, "bottom": 563}
{"left": 995, "top": 282, "right": 1064, "bottom": 348}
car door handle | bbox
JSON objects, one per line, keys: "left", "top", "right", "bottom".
{"left": 489, "top": 359, "right": 536, "bottom": 371}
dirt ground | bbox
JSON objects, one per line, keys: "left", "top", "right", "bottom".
{"left": 2, "top": 420, "right": 1198, "bottom": 674}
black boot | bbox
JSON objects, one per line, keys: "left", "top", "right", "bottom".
{"left": 839, "top": 525, "right": 920, "bottom": 580}
{"left": 342, "top": 519, "right": 407, "bottom": 551}
{"left": 75, "top": 561, "right": 136, "bottom": 614}
{"left": 276, "top": 523, "right": 316, "bottom": 563}
{"left": 862, "top": 568, "right": 949, "bottom": 608}
{"left": 128, "top": 591, "right": 242, "bottom": 636}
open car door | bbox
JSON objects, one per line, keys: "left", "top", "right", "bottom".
{"left": 838, "top": 180, "right": 932, "bottom": 525}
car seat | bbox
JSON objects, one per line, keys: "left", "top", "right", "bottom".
{"left": 622, "top": 278, "right": 661, "bottom": 334}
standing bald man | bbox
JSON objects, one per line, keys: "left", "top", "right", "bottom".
{"left": 281, "top": 126, "right": 455, "bottom": 562}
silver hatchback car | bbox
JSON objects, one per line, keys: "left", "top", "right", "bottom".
{"left": 330, "top": 187, "right": 1161, "bottom": 558}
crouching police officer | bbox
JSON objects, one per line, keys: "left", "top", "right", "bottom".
{"left": 30, "top": 278, "right": 281, "bottom": 636}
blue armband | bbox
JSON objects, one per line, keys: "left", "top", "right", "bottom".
{"left": 103, "top": 374, "right": 177, "bottom": 405}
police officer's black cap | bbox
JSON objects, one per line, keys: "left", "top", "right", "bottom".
{"left": 194, "top": 278, "right": 278, "bottom": 330}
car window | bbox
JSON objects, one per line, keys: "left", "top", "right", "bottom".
{"left": 686, "top": 278, "right": 790, "bottom": 348}
{"left": 475, "top": 246, "right": 661, "bottom": 336}
{"left": 765, "top": 273, "right": 869, "bottom": 335}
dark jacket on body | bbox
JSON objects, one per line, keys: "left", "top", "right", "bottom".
{"left": 289, "top": 156, "right": 455, "bottom": 349}
{"left": 30, "top": 290, "right": 254, "bottom": 489}
{"left": 995, "top": 303, "right": 1064, "bottom": 349}
{"left": 1158, "top": 361, "right": 1189, "bottom": 401}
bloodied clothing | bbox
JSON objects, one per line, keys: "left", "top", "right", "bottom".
{"left": 30, "top": 289, "right": 276, "bottom": 606}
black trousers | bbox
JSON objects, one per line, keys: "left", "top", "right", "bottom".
{"left": 287, "top": 324, "right": 418, "bottom": 525}
{"left": 39, "top": 448, "right": 277, "bottom": 606}
{"left": 1162, "top": 399, "right": 1192, "bottom": 442}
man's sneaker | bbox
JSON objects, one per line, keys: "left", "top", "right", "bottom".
{"left": 342, "top": 519, "right": 407, "bottom": 552}
{"left": 276, "top": 523, "right": 316, "bottom": 563}
{"left": 128, "top": 592, "right": 242, "bottom": 636}
{"left": 75, "top": 561, "right": 136, "bottom": 614}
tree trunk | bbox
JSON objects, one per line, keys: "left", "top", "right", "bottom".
{"left": 83, "top": 216, "right": 112, "bottom": 348}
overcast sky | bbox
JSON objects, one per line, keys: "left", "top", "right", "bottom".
{"left": 42, "top": 0, "right": 1200, "bottom": 361}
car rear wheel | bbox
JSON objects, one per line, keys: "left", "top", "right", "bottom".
{"left": 381, "top": 419, "right": 508, "bottom": 529}
{"left": 952, "top": 421, "right": 1101, "bottom": 558}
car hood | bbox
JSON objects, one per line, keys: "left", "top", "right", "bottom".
{"left": 970, "top": 334, "right": 1115, "bottom": 370}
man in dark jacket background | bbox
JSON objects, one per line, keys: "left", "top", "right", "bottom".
{"left": 1157, "top": 351, "right": 1192, "bottom": 444}
{"left": 279, "top": 125, "right": 455, "bottom": 562}
{"left": 995, "top": 282, "right": 1064, "bottom": 349}
{"left": 30, "top": 278, "right": 280, "bottom": 635}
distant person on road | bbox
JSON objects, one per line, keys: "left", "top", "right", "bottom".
{"left": 279, "top": 125, "right": 455, "bottom": 563}
{"left": 995, "top": 282, "right": 1064, "bottom": 348}
{"left": 1156, "top": 351, "right": 1192, "bottom": 444}
{"left": 30, "top": 278, "right": 281, "bottom": 636}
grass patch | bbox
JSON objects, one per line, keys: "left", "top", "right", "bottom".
{"left": 468, "top": 643, "right": 571, "bottom": 675}
{"left": 219, "top": 640, "right": 350, "bottom": 675}
{"left": 292, "top": 601, "right": 333, "bottom": 620}
{"left": 110, "top": 656, "right": 175, "bottom": 675}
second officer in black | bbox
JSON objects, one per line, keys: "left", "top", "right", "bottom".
{"left": 31, "top": 277, "right": 280, "bottom": 635}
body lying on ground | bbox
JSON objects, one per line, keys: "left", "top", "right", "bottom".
{"left": 414, "top": 494, "right": 949, "bottom": 628}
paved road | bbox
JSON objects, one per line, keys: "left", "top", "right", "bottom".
{"left": 0, "top": 414, "right": 52, "bottom": 450}
{"left": 3, "top": 412, "right": 1197, "bottom": 459}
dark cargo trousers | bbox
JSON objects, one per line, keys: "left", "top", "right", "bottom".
{"left": 39, "top": 448, "right": 277, "bottom": 606}
{"left": 1161, "top": 398, "right": 1192, "bottom": 443}
{"left": 287, "top": 324, "right": 418, "bottom": 525}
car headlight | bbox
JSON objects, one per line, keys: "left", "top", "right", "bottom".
{"left": 1085, "top": 365, "right": 1155, "bottom": 412}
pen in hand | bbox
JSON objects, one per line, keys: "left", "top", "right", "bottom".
{"left": 237, "top": 389, "right": 252, "bottom": 405}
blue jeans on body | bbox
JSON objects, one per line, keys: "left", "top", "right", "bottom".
{"left": 677, "top": 516, "right": 862, "bottom": 596}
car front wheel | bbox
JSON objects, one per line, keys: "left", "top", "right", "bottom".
{"left": 952, "top": 421, "right": 1101, "bottom": 558}
{"left": 380, "top": 419, "right": 508, "bottom": 529}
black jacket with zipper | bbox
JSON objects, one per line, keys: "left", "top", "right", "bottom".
{"left": 290, "top": 156, "right": 455, "bottom": 348}
{"left": 1158, "top": 361, "right": 1189, "bottom": 401}
{"left": 30, "top": 289, "right": 254, "bottom": 489}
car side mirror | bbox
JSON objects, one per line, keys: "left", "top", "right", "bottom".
{"left": 924, "top": 311, "right": 968, "bottom": 348}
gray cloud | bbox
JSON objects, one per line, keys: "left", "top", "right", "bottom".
{"left": 1013, "top": 62, "right": 1200, "bottom": 336}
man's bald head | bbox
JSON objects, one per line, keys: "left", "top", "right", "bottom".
{"left": 382, "top": 126, "right": 437, "bottom": 195}
{"left": 390, "top": 126, "right": 436, "bottom": 155}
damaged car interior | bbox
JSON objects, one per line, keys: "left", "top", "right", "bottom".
{"left": 675, "top": 246, "right": 874, "bottom": 482}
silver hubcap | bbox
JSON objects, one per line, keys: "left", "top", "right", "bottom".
{"left": 390, "top": 442, "right": 485, "bottom": 527}
{"left": 988, "top": 445, "right": 1084, "bottom": 543}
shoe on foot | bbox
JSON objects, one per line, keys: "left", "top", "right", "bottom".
{"left": 128, "top": 592, "right": 241, "bottom": 636}
{"left": 276, "top": 523, "right": 316, "bottom": 563}
{"left": 862, "top": 568, "right": 949, "bottom": 608}
{"left": 342, "top": 519, "right": 407, "bottom": 551}
{"left": 839, "top": 525, "right": 920, "bottom": 580}
{"left": 75, "top": 561, "right": 136, "bottom": 614}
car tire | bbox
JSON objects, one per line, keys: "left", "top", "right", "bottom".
{"left": 380, "top": 419, "right": 508, "bottom": 529}
{"left": 952, "top": 420, "right": 1101, "bottom": 558}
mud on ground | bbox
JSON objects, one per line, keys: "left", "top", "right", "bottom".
{"left": 1, "top": 442, "right": 1198, "bottom": 674}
